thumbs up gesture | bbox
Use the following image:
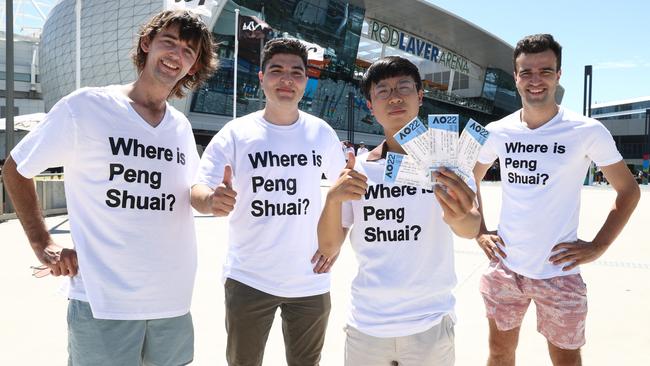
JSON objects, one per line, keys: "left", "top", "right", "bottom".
{"left": 209, "top": 164, "right": 237, "bottom": 217}
{"left": 327, "top": 152, "right": 368, "bottom": 203}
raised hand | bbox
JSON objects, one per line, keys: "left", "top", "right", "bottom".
{"left": 432, "top": 167, "right": 481, "bottom": 239}
{"left": 327, "top": 152, "right": 368, "bottom": 204}
{"left": 432, "top": 168, "right": 476, "bottom": 222}
{"left": 208, "top": 164, "right": 237, "bottom": 217}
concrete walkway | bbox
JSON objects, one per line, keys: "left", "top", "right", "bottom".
{"left": 1, "top": 183, "right": 649, "bottom": 365}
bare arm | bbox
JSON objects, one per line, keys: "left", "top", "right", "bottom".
{"left": 317, "top": 196, "right": 349, "bottom": 258}
{"left": 472, "top": 162, "right": 506, "bottom": 260}
{"left": 550, "top": 160, "right": 640, "bottom": 270}
{"left": 2, "top": 156, "right": 77, "bottom": 276}
{"left": 592, "top": 161, "right": 641, "bottom": 246}
{"left": 473, "top": 162, "right": 491, "bottom": 234}
{"left": 313, "top": 153, "right": 367, "bottom": 273}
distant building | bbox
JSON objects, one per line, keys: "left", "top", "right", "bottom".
{"left": 39, "top": 0, "right": 524, "bottom": 149}
{"left": 0, "top": 31, "right": 44, "bottom": 118}
{"left": 592, "top": 97, "right": 650, "bottom": 169}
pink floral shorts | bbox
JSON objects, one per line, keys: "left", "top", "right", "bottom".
{"left": 479, "top": 260, "right": 588, "bottom": 350}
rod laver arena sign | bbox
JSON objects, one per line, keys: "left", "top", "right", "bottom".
{"left": 367, "top": 19, "right": 470, "bottom": 75}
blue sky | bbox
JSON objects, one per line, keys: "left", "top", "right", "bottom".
{"left": 11, "top": 1, "right": 650, "bottom": 113}
{"left": 426, "top": 0, "right": 650, "bottom": 112}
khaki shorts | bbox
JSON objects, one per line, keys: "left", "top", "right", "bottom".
{"left": 480, "top": 260, "right": 588, "bottom": 350}
{"left": 344, "top": 315, "right": 455, "bottom": 366}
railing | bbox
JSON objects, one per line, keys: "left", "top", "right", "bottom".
{"left": 1, "top": 174, "right": 67, "bottom": 221}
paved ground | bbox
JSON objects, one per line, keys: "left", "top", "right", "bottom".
{"left": 1, "top": 183, "right": 649, "bottom": 365}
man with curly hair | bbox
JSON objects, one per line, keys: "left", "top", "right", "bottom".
{"left": 2, "top": 9, "right": 217, "bottom": 365}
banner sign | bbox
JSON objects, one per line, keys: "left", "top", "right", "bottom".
{"left": 238, "top": 15, "right": 272, "bottom": 40}
{"left": 366, "top": 18, "right": 470, "bottom": 75}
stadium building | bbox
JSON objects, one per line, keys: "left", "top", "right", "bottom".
{"left": 39, "top": 0, "right": 522, "bottom": 149}
{"left": 591, "top": 97, "right": 650, "bottom": 170}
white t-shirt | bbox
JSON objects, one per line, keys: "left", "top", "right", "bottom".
{"left": 11, "top": 86, "right": 200, "bottom": 320}
{"left": 195, "top": 110, "right": 345, "bottom": 297}
{"left": 342, "top": 153, "right": 457, "bottom": 337}
{"left": 356, "top": 147, "right": 369, "bottom": 156}
{"left": 477, "top": 107, "right": 622, "bottom": 279}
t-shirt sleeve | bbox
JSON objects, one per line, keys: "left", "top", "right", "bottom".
{"left": 194, "top": 125, "right": 234, "bottom": 188}
{"left": 477, "top": 125, "right": 498, "bottom": 165}
{"left": 586, "top": 122, "right": 622, "bottom": 167}
{"left": 10, "top": 97, "right": 77, "bottom": 179}
{"left": 341, "top": 200, "right": 354, "bottom": 228}
{"left": 322, "top": 129, "right": 346, "bottom": 184}
{"left": 184, "top": 129, "right": 201, "bottom": 185}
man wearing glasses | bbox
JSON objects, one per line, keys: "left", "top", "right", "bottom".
{"left": 315, "top": 56, "right": 480, "bottom": 365}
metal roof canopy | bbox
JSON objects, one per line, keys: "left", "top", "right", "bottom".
{"left": 351, "top": 0, "right": 515, "bottom": 73}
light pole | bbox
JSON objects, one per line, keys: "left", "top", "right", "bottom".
{"left": 5, "top": 0, "right": 15, "bottom": 161}
{"left": 347, "top": 92, "right": 355, "bottom": 144}
{"left": 583, "top": 65, "right": 594, "bottom": 185}
{"left": 583, "top": 65, "right": 593, "bottom": 117}
{"left": 641, "top": 108, "right": 650, "bottom": 184}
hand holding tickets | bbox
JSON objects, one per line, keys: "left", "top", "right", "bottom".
{"left": 431, "top": 167, "right": 477, "bottom": 224}
{"left": 385, "top": 115, "right": 490, "bottom": 188}
{"left": 327, "top": 152, "right": 369, "bottom": 203}
{"left": 393, "top": 117, "right": 431, "bottom": 166}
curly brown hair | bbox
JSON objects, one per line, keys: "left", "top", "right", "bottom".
{"left": 132, "top": 10, "right": 218, "bottom": 99}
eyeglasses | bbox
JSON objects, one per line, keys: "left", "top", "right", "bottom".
{"left": 372, "top": 80, "right": 418, "bottom": 100}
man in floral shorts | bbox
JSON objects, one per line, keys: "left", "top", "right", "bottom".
{"left": 473, "top": 34, "right": 640, "bottom": 366}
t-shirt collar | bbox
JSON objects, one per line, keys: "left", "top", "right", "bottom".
{"left": 366, "top": 140, "right": 388, "bottom": 162}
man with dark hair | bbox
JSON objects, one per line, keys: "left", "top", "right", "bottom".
{"left": 512, "top": 33, "right": 562, "bottom": 72}
{"left": 2, "top": 9, "right": 217, "bottom": 365}
{"left": 473, "top": 34, "right": 639, "bottom": 366}
{"left": 259, "top": 38, "right": 309, "bottom": 72}
{"left": 192, "top": 38, "right": 344, "bottom": 366}
{"left": 316, "top": 55, "right": 480, "bottom": 365}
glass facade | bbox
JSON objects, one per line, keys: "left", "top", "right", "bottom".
{"left": 40, "top": 0, "right": 521, "bottom": 146}
{"left": 593, "top": 100, "right": 650, "bottom": 116}
{"left": 481, "top": 68, "right": 520, "bottom": 116}
{"left": 191, "top": 0, "right": 366, "bottom": 124}
{"left": 0, "top": 72, "right": 35, "bottom": 82}
{"left": 190, "top": 0, "right": 520, "bottom": 141}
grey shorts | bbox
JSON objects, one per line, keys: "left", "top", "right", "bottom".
{"left": 67, "top": 299, "right": 194, "bottom": 366}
